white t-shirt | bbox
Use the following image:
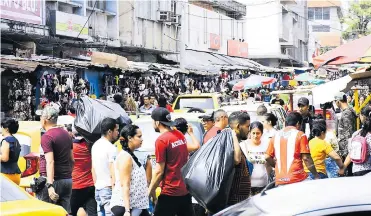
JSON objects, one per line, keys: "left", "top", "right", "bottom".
{"left": 92, "top": 137, "right": 117, "bottom": 190}
{"left": 246, "top": 140, "right": 270, "bottom": 188}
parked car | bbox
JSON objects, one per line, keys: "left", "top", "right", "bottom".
{"left": 214, "top": 175, "right": 371, "bottom": 216}
{"left": 172, "top": 93, "right": 223, "bottom": 113}
{"left": 221, "top": 102, "right": 287, "bottom": 130}
{"left": 129, "top": 113, "right": 205, "bottom": 168}
{"left": 0, "top": 175, "right": 68, "bottom": 216}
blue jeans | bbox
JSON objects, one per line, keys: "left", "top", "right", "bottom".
{"left": 308, "top": 172, "right": 328, "bottom": 180}
{"left": 325, "top": 157, "right": 339, "bottom": 178}
{"left": 95, "top": 187, "right": 112, "bottom": 216}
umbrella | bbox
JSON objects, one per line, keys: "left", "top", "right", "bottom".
{"left": 232, "top": 75, "right": 276, "bottom": 91}
{"left": 313, "top": 35, "right": 371, "bottom": 68}
{"left": 294, "top": 72, "right": 316, "bottom": 82}
{"left": 227, "top": 79, "right": 244, "bottom": 88}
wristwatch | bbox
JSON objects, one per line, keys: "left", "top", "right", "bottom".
{"left": 46, "top": 183, "right": 53, "bottom": 189}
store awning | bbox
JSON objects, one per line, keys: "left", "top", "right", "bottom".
{"left": 183, "top": 50, "right": 290, "bottom": 74}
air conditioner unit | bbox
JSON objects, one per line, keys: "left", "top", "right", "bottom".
{"left": 158, "top": 11, "right": 171, "bottom": 22}
{"left": 170, "top": 15, "right": 180, "bottom": 24}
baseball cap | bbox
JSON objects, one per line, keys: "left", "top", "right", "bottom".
{"left": 35, "top": 106, "right": 59, "bottom": 121}
{"left": 298, "top": 97, "right": 309, "bottom": 106}
{"left": 151, "top": 107, "right": 174, "bottom": 127}
{"left": 198, "top": 111, "right": 214, "bottom": 121}
{"left": 334, "top": 92, "right": 346, "bottom": 101}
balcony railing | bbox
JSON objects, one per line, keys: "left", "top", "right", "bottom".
{"left": 210, "top": 0, "right": 246, "bottom": 16}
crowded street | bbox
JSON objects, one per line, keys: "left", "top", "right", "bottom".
{"left": 1, "top": 0, "right": 371, "bottom": 216}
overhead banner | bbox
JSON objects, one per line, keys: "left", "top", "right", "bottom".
{"left": 227, "top": 40, "right": 248, "bottom": 58}
{"left": 0, "top": 0, "right": 43, "bottom": 25}
{"left": 209, "top": 33, "right": 220, "bottom": 50}
{"left": 51, "top": 11, "right": 89, "bottom": 39}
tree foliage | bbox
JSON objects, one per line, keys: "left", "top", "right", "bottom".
{"left": 341, "top": 0, "right": 371, "bottom": 40}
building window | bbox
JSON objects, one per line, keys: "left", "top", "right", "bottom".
{"left": 308, "top": 8, "right": 314, "bottom": 20}
{"left": 309, "top": 7, "right": 331, "bottom": 20}
{"left": 312, "top": 25, "right": 330, "bottom": 32}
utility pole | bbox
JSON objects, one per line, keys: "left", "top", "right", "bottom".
{"left": 179, "top": 0, "right": 188, "bottom": 71}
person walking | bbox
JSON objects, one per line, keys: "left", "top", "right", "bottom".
{"left": 227, "top": 111, "right": 250, "bottom": 205}
{"left": 139, "top": 95, "right": 155, "bottom": 113}
{"left": 339, "top": 106, "right": 371, "bottom": 176}
{"left": 1, "top": 118, "right": 21, "bottom": 185}
{"left": 37, "top": 106, "right": 74, "bottom": 212}
{"left": 148, "top": 107, "right": 195, "bottom": 216}
{"left": 110, "top": 125, "right": 150, "bottom": 216}
{"left": 174, "top": 118, "right": 201, "bottom": 153}
{"left": 92, "top": 118, "right": 119, "bottom": 216}
{"left": 198, "top": 112, "right": 214, "bottom": 133}
{"left": 297, "top": 97, "right": 313, "bottom": 139}
{"left": 261, "top": 113, "right": 278, "bottom": 143}
{"left": 70, "top": 129, "right": 97, "bottom": 216}
{"left": 266, "top": 112, "right": 320, "bottom": 186}
{"left": 304, "top": 119, "right": 344, "bottom": 179}
{"left": 334, "top": 92, "right": 357, "bottom": 176}
{"left": 242, "top": 121, "right": 271, "bottom": 195}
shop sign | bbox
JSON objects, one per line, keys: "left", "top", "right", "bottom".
{"left": 0, "top": 0, "right": 43, "bottom": 25}
{"left": 52, "top": 11, "right": 89, "bottom": 39}
{"left": 227, "top": 40, "right": 248, "bottom": 58}
{"left": 209, "top": 33, "right": 220, "bottom": 50}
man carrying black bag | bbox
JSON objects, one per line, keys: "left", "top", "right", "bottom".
{"left": 227, "top": 111, "right": 252, "bottom": 205}
{"left": 148, "top": 107, "right": 195, "bottom": 216}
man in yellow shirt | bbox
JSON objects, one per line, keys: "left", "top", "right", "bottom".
{"left": 303, "top": 119, "right": 344, "bottom": 179}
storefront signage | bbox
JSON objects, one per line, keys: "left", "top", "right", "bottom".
{"left": 51, "top": 11, "right": 89, "bottom": 39}
{"left": 227, "top": 40, "right": 248, "bottom": 58}
{"left": 0, "top": 0, "right": 43, "bottom": 25}
{"left": 209, "top": 33, "right": 220, "bottom": 50}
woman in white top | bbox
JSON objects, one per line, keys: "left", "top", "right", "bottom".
{"left": 261, "top": 113, "right": 278, "bottom": 143}
{"left": 245, "top": 121, "right": 272, "bottom": 195}
{"left": 110, "top": 125, "right": 149, "bottom": 216}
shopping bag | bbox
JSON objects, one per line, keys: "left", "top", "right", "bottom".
{"left": 74, "top": 96, "right": 132, "bottom": 144}
{"left": 181, "top": 129, "right": 235, "bottom": 213}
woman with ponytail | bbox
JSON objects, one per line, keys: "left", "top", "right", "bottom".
{"left": 340, "top": 106, "right": 371, "bottom": 176}
{"left": 304, "top": 119, "right": 344, "bottom": 179}
{"left": 110, "top": 125, "right": 150, "bottom": 216}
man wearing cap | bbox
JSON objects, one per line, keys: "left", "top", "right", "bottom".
{"left": 148, "top": 107, "right": 195, "bottom": 216}
{"left": 37, "top": 106, "right": 74, "bottom": 212}
{"left": 297, "top": 97, "right": 313, "bottom": 139}
{"left": 198, "top": 112, "right": 215, "bottom": 133}
{"left": 334, "top": 92, "right": 357, "bottom": 167}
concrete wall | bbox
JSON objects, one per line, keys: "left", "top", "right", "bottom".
{"left": 186, "top": 2, "right": 245, "bottom": 55}
{"left": 118, "top": 0, "right": 178, "bottom": 53}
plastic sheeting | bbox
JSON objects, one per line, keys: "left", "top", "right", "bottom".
{"left": 74, "top": 96, "right": 132, "bottom": 144}
{"left": 182, "top": 129, "right": 235, "bottom": 213}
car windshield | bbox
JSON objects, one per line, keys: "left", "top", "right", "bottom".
{"left": 1, "top": 176, "right": 30, "bottom": 202}
{"left": 135, "top": 120, "right": 204, "bottom": 152}
{"left": 174, "top": 97, "right": 214, "bottom": 110}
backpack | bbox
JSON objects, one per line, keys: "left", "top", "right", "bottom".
{"left": 349, "top": 134, "right": 368, "bottom": 164}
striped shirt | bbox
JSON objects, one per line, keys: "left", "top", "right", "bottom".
{"left": 266, "top": 126, "right": 310, "bottom": 185}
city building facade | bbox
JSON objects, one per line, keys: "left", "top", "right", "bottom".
{"left": 242, "top": 0, "right": 309, "bottom": 67}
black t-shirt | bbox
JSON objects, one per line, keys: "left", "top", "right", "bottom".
{"left": 271, "top": 99, "right": 285, "bottom": 106}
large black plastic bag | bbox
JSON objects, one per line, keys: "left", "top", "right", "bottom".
{"left": 181, "top": 129, "right": 235, "bottom": 213}
{"left": 74, "top": 96, "right": 132, "bottom": 144}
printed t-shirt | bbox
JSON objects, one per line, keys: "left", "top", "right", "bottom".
{"left": 266, "top": 126, "right": 310, "bottom": 185}
{"left": 72, "top": 138, "right": 94, "bottom": 189}
{"left": 246, "top": 140, "right": 270, "bottom": 187}
{"left": 304, "top": 137, "right": 334, "bottom": 174}
{"left": 39, "top": 127, "right": 73, "bottom": 180}
{"left": 155, "top": 130, "right": 189, "bottom": 196}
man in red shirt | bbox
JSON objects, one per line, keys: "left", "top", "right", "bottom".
{"left": 70, "top": 131, "right": 97, "bottom": 216}
{"left": 148, "top": 107, "right": 195, "bottom": 216}
{"left": 203, "top": 109, "right": 229, "bottom": 144}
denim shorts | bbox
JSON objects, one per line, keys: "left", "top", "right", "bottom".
{"left": 95, "top": 187, "right": 112, "bottom": 216}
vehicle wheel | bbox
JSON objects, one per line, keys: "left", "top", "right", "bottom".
{"left": 187, "top": 108, "right": 205, "bottom": 113}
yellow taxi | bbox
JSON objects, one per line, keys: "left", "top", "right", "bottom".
{"left": 0, "top": 175, "right": 68, "bottom": 216}
{"left": 172, "top": 93, "right": 222, "bottom": 113}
